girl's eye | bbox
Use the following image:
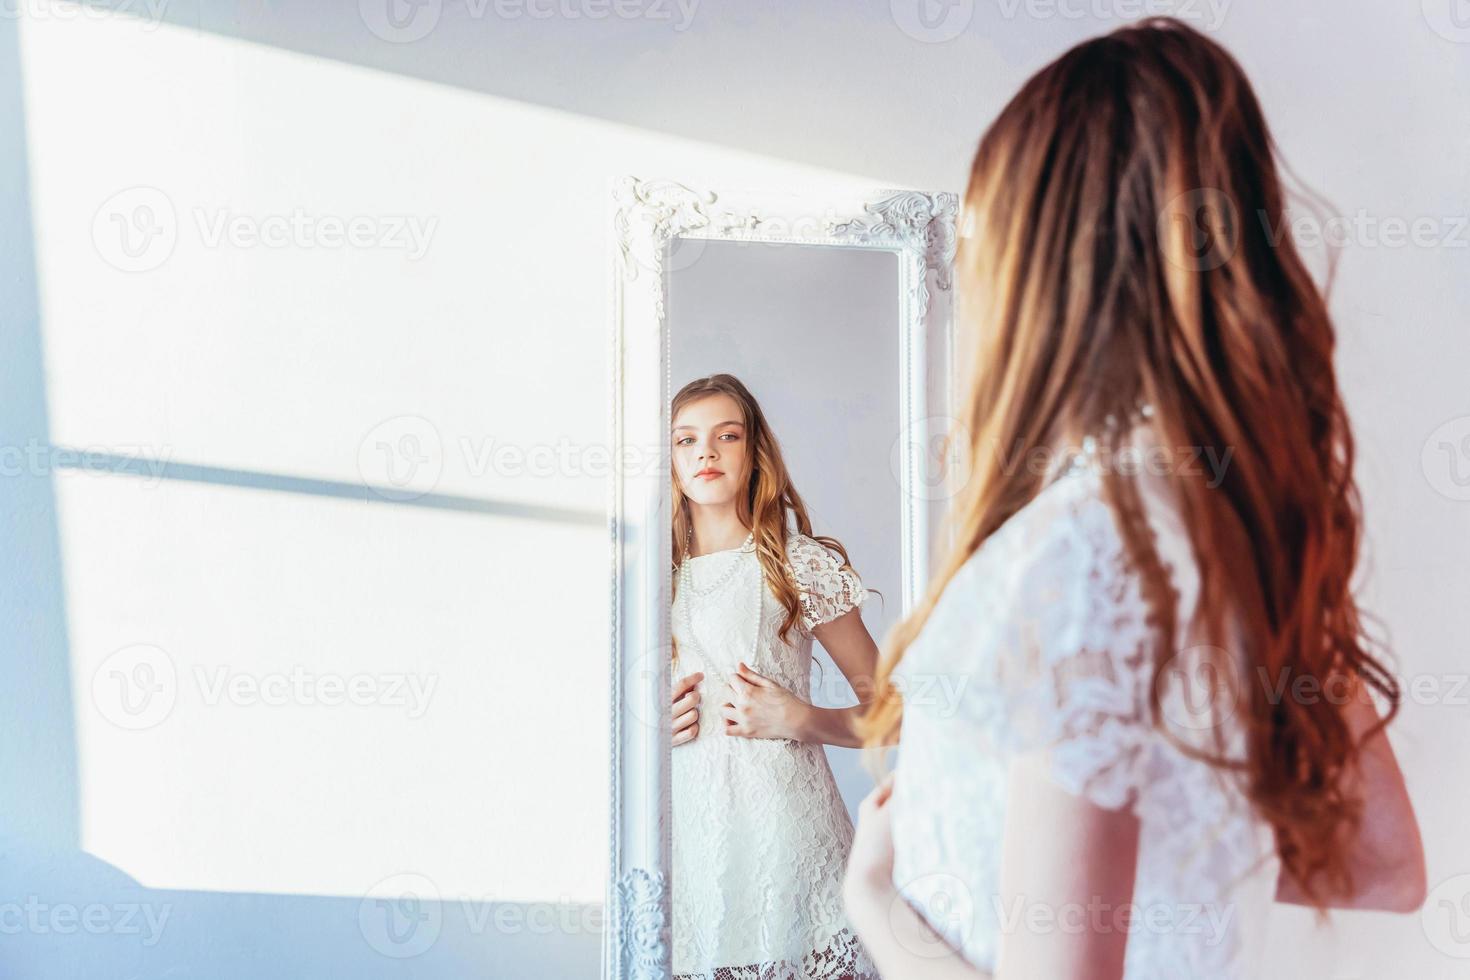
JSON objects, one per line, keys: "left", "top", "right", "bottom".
{"left": 672, "top": 433, "right": 737, "bottom": 445}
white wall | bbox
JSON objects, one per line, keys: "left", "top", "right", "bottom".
{"left": 1, "top": 2, "right": 1465, "bottom": 978}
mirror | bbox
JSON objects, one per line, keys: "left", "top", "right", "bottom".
{"left": 607, "top": 178, "right": 957, "bottom": 979}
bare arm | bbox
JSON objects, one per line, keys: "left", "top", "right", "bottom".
{"left": 843, "top": 774, "right": 994, "bottom": 980}
{"left": 989, "top": 753, "right": 1137, "bottom": 978}
{"left": 1274, "top": 674, "right": 1426, "bottom": 912}
{"left": 844, "top": 752, "right": 1138, "bottom": 979}
{"left": 846, "top": 892, "right": 994, "bottom": 980}
{"left": 796, "top": 607, "right": 899, "bottom": 749}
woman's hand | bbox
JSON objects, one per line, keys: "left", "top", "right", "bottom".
{"left": 721, "top": 661, "right": 811, "bottom": 741}
{"left": 844, "top": 768, "right": 995, "bottom": 979}
{"left": 672, "top": 671, "right": 704, "bottom": 747}
{"left": 843, "top": 769, "right": 899, "bottom": 916}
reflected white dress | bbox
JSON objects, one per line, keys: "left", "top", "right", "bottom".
{"left": 889, "top": 441, "right": 1281, "bottom": 978}
{"left": 672, "top": 530, "right": 880, "bottom": 980}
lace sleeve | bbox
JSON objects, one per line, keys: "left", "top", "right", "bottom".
{"left": 996, "top": 486, "right": 1157, "bottom": 812}
{"left": 787, "top": 533, "right": 865, "bottom": 634}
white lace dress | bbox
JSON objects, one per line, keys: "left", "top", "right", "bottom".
{"left": 672, "top": 530, "right": 880, "bottom": 980}
{"left": 889, "top": 453, "right": 1281, "bottom": 978}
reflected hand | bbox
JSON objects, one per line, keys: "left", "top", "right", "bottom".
{"left": 672, "top": 671, "right": 704, "bottom": 747}
{"left": 721, "top": 661, "right": 809, "bottom": 741}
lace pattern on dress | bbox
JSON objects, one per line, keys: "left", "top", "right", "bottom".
{"left": 888, "top": 462, "right": 1280, "bottom": 978}
{"left": 673, "top": 926, "right": 877, "bottom": 980}
{"left": 786, "top": 534, "right": 865, "bottom": 634}
{"left": 672, "top": 533, "right": 879, "bottom": 980}
{"left": 994, "top": 480, "right": 1154, "bottom": 811}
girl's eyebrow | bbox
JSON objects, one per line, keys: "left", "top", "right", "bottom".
{"left": 673, "top": 420, "right": 745, "bottom": 431}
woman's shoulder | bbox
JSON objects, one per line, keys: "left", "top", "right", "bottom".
{"left": 783, "top": 529, "right": 828, "bottom": 559}
{"left": 782, "top": 530, "right": 863, "bottom": 580}
{"left": 937, "top": 460, "right": 1206, "bottom": 725}
{"left": 782, "top": 530, "right": 857, "bottom": 587}
{"left": 783, "top": 530, "right": 866, "bottom": 629}
{"left": 985, "top": 452, "right": 1197, "bottom": 613}
{"left": 972, "top": 466, "right": 1125, "bottom": 588}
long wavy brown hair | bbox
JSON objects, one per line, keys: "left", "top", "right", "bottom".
{"left": 671, "top": 373, "right": 871, "bottom": 660}
{"left": 854, "top": 17, "right": 1400, "bottom": 911}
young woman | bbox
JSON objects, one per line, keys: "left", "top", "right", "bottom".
{"left": 668, "top": 372, "right": 884, "bottom": 980}
{"left": 840, "top": 18, "right": 1426, "bottom": 980}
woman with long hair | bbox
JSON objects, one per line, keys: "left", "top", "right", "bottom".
{"left": 839, "top": 18, "right": 1425, "bottom": 979}
{"left": 669, "top": 372, "right": 885, "bottom": 980}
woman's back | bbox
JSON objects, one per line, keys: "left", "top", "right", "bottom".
{"left": 888, "top": 432, "right": 1280, "bottom": 977}
{"left": 845, "top": 19, "right": 1423, "bottom": 978}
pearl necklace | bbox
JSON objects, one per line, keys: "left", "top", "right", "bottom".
{"left": 675, "top": 531, "right": 762, "bottom": 674}
{"left": 678, "top": 529, "right": 755, "bottom": 597}
{"left": 1054, "top": 400, "right": 1157, "bottom": 480}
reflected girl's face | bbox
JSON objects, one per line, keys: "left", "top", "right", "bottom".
{"left": 672, "top": 393, "right": 748, "bottom": 507}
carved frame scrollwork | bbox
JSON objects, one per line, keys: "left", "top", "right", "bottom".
{"left": 606, "top": 176, "right": 958, "bottom": 979}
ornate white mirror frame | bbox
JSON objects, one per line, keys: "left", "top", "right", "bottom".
{"left": 605, "top": 176, "right": 959, "bottom": 980}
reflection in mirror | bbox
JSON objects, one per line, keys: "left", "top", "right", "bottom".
{"left": 666, "top": 240, "right": 902, "bottom": 979}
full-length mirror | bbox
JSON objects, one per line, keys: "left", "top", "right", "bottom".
{"left": 667, "top": 238, "right": 901, "bottom": 979}
{"left": 607, "top": 179, "right": 957, "bottom": 979}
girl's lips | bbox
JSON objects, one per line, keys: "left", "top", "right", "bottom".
{"left": 697, "top": 470, "right": 722, "bottom": 479}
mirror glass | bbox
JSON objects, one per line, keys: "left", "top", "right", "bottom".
{"left": 665, "top": 237, "right": 905, "bottom": 979}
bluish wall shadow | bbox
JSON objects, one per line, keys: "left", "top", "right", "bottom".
{"left": 0, "top": 4, "right": 80, "bottom": 853}
{"left": 0, "top": 13, "right": 600, "bottom": 976}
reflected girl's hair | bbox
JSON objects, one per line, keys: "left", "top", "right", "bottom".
{"left": 855, "top": 17, "right": 1398, "bottom": 913}
{"left": 671, "top": 373, "right": 870, "bottom": 656}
